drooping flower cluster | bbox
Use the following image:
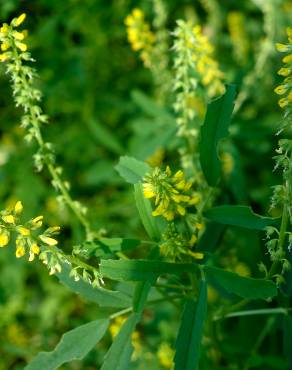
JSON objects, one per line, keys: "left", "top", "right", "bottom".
{"left": 0, "top": 201, "right": 59, "bottom": 262}
{"left": 173, "top": 20, "right": 225, "bottom": 138}
{"left": 143, "top": 166, "right": 201, "bottom": 221}
{"left": 0, "top": 14, "right": 93, "bottom": 240}
{"left": 274, "top": 28, "right": 292, "bottom": 111}
{"left": 124, "top": 8, "right": 155, "bottom": 68}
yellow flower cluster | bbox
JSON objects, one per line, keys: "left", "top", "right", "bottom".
{"left": 274, "top": 28, "right": 292, "bottom": 108}
{"left": 157, "top": 342, "right": 175, "bottom": 369}
{"left": 143, "top": 166, "right": 201, "bottom": 221}
{"left": 0, "top": 13, "right": 27, "bottom": 62}
{"left": 227, "top": 11, "right": 249, "bottom": 65}
{"left": 124, "top": 8, "right": 155, "bottom": 67}
{"left": 191, "top": 25, "right": 225, "bottom": 97}
{"left": 0, "top": 200, "right": 60, "bottom": 261}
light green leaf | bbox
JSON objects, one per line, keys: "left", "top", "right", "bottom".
{"left": 174, "top": 280, "right": 207, "bottom": 370}
{"left": 204, "top": 205, "right": 278, "bottom": 230}
{"left": 25, "top": 319, "right": 109, "bottom": 370}
{"left": 199, "top": 84, "right": 236, "bottom": 186}
{"left": 134, "top": 183, "right": 160, "bottom": 241}
{"left": 57, "top": 265, "right": 131, "bottom": 308}
{"left": 115, "top": 156, "right": 150, "bottom": 184}
{"left": 205, "top": 266, "right": 277, "bottom": 300}
{"left": 100, "top": 259, "right": 198, "bottom": 282}
{"left": 100, "top": 313, "right": 139, "bottom": 370}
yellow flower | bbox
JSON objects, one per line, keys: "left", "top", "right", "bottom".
{"left": 17, "top": 226, "right": 30, "bottom": 236}
{"left": 0, "top": 53, "right": 9, "bottom": 62}
{"left": 188, "top": 251, "right": 204, "bottom": 259}
{"left": 0, "top": 24, "right": 9, "bottom": 33}
{"left": 39, "top": 235, "right": 58, "bottom": 246}
{"left": 31, "top": 215, "right": 43, "bottom": 227}
{"left": 14, "top": 13, "right": 26, "bottom": 27}
{"left": 278, "top": 67, "right": 290, "bottom": 77}
{"left": 14, "top": 201, "right": 23, "bottom": 214}
{"left": 31, "top": 243, "right": 40, "bottom": 255}
{"left": 0, "top": 229, "right": 10, "bottom": 247}
{"left": 2, "top": 214, "right": 15, "bottom": 224}
{"left": 283, "top": 54, "right": 292, "bottom": 63}
{"left": 1, "top": 42, "right": 10, "bottom": 51}
{"left": 157, "top": 343, "right": 174, "bottom": 369}
{"left": 15, "top": 41, "right": 27, "bottom": 52}
{"left": 16, "top": 245, "right": 25, "bottom": 258}
{"left": 12, "top": 31, "right": 25, "bottom": 40}
{"left": 276, "top": 43, "right": 289, "bottom": 52}
{"left": 274, "top": 85, "right": 287, "bottom": 95}
{"left": 143, "top": 183, "right": 155, "bottom": 198}
{"left": 278, "top": 98, "right": 288, "bottom": 108}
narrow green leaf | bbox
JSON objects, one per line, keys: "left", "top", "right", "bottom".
{"left": 174, "top": 280, "right": 207, "bottom": 370}
{"left": 115, "top": 156, "right": 150, "bottom": 184}
{"left": 100, "top": 259, "right": 198, "bottom": 282}
{"left": 204, "top": 205, "right": 278, "bottom": 230}
{"left": 100, "top": 313, "right": 139, "bottom": 370}
{"left": 25, "top": 319, "right": 109, "bottom": 370}
{"left": 199, "top": 84, "right": 236, "bottom": 186}
{"left": 205, "top": 266, "right": 277, "bottom": 300}
{"left": 57, "top": 265, "right": 131, "bottom": 308}
{"left": 134, "top": 183, "right": 160, "bottom": 241}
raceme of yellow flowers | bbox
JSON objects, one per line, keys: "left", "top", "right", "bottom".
{"left": 124, "top": 8, "right": 155, "bottom": 68}
{"left": 274, "top": 27, "right": 292, "bottom": 109}
{"left": 0, "top": 13, "right": 27, "bottom": 61}
{"left": 143, "top": 166, "right": 201, "bottom": 221}
{"left": 0, "top": 201, "right": 59, "bottom": 263}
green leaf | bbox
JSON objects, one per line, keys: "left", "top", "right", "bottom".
{"left": 199, "top": 84, "right": 236, "bottom": 186}
{"left": 100, "top": 259, "right": 198, "bottom": 282}
{"left": 204, "top": 205, "right": 278, "bottom": 230}
{"left": 100, "top": 313, "right": 139, "bottom": 370}
{"left": 134, "top": 183, "right": 160, "bottom": 241}
{"left": 205, "top": 266, "right": 277, "bottom": 300}
{"left": 115, "top": 156, "right": 150, "bottom": 184}
{"left": 283, "top": 315, "right": 292, "bottom": 369}
{"left": 25, "top": 319, "right": 109, "bottom": 370}
{"left": 57, "top": 265, "right": 131, "bottom": 308}
{"left": 174, "top": 280, "right": 207, "bottom": 370}
{"left": 87, "top": 119, "right": 124, "bottom": 155}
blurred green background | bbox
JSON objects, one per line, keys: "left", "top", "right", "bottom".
{"left": 0, "top": 0, "right": 291, "bottom": 369}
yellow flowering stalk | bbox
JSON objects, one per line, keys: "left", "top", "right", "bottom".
{"left": 0, "top": 14, "right": 94, "bottom": 241}
{"left": 227, "top": 11, "right": 249, "bottom": 65}
{"left": 266, "top": 28, "right": 292, "bottom": 282}
{"left": 274, "top": 28, "right": 292, "bottom": 110}
{"left": 143, "top": 166, "right": 201, "bottom": 221}
{"left": 173, "top": 20, "right": 225, "bottom": 138}
{"left": 125, "top": 8, "right": 155, "bottom": 68}
{"left": 0, "top": 200, "right": 102, "bottom": 285}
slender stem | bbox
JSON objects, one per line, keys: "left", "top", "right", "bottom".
{"left": 268, "top": 203, "right": 288, "bottom": 278}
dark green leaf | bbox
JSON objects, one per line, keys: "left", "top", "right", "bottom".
{"left": 115, "top": 156, "right": 150, "bottom": 184}
{"left": 205, "top": 266, "right": 277, "bottom": 300}
{"left": 134, "top": 183, "right": 160, "bottom": 241}
{"left": 174, "top": 280, "right": 207, "bottom": 370}
{"left": 199, "top": 84, "right": 236, "bottom": 186}
{"left": 100, "top": 259, "right": 198, "bottom": 282}
{"left": 204, "top": 205, "right": 278, "bottom": 230}
{"left": 57, "top": 265, "right": 131, "bottom": 308}
{"left": 25, "top": 319, "right": 109, "bottom": 370}
{"left": 283, "top": 315, "right": 292, "bottom": 369}
{"left": 100, "top": 313, "right": 139, "bottom": 370}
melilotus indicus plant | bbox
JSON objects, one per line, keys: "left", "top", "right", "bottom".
{"left": 0, "top": 8, "right": 292, "bottom": 370}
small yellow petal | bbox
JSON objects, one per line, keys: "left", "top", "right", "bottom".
{"left": 16, "top": 245, "right": 25, "bottom": 258}
{"left": 274, "top": 85, "right": 287, "bottom": 95}
{"left": 31, "top": 215, "right": 43, "bottom": 227}
{"left": 2, "top": 215, "right": 15, "bottom": 224}
{"left": 0, "top": 24, "right": 9, "bottom": 33}
{"left": 1, "top": 42, "right": 10, "bottom": 51}
{"left": 31, "top": 243, "right": 40, "bottom": 255}
{"left": 12, "top": 31, "right": 25, "bottom": 40}
{"left": 283, "top": 54, "right": 292, "bottom": 63}
{"left": 17, "top": 226, "right": 30, "bottom": 236}
{"left": 276, "top": 43, "right": 289, "bottom": 52}
{"left": 188, "top": 251, "right": 204, "bottom": 260}
{"left": 14, "top": 201, "right": 23, "bottom": 214}
{"left": 14, "top": 13, "right": 26, "bottom": 27}
{"left": 278, "top": 67, "right": 290, "bottom": 76}
{"left": 39, "top": 235, "right": 58, "bottom": 246}
{"left": 0, "top": 231, "right": 9, "bottom": 247}
{"left": 15, "top": 41, "right": 27, "bottom": 52}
